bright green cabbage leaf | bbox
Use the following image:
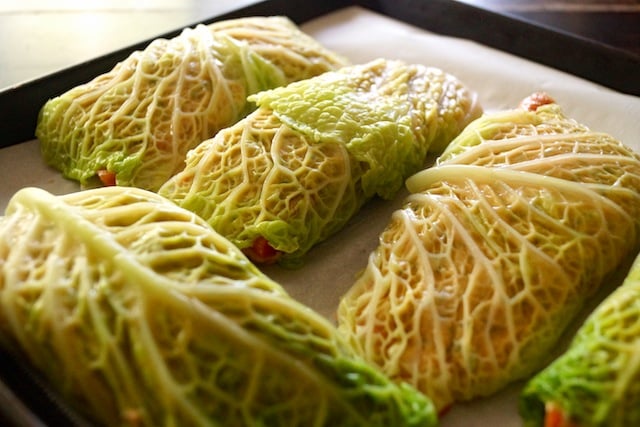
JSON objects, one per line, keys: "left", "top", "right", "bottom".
{"left": 0, "top": 186, "right": 436, "bottom": 427}
{"left": 519, "top": 250, "right": 640, "bottom": 427}
{"left": 249, "top": 58, "right": 480, "bottom": 198}
{"left": 36, "top": 16, "right": 348, "bottom": 191}
{"left": 337, "top": 98, "right": 640, "bottom": 412}
{"left": 159, "top": 58, "right": 480, "bottom": 267}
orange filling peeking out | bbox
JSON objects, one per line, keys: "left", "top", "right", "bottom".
{"left": 519, "top": 92, "right": 556, "bottom": 112}
{"left": 545, "top": 403, "right": 579, "bottom": 427}
{"left": 97, "top": 169, "right": 116, "bottom": 186}
{"left": 242, "top": 236, "right": 282, "bottom": 264}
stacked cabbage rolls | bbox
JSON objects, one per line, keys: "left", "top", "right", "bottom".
{"left": 159, "top": 58, "right": 481, "bottom": 266}
{"left": 520, "top": 250, "right": 640, "bottom": 427}
{"left": 337, "top": 93, "right": 640, "bottom": 412}
{"left": 0, "top": 186, "right": 436, "bottom": 427}
{"left": 36, "top": 16, "right": 347, "bottom": 191}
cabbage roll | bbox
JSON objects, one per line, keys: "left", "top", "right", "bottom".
{"left": 519, "top": 250, "right": 640, "bottom": 427}
{"left": 0, "top": 186, "right": 436, "bottom": 427}
{"left": 337, "top": 93, "right": 640, "bottom": 412}
{"left": 36, "top": 16, "right": 347, "bottom": 191}
{"left": 159, "top": 58, "right": 481, "bottom": 266}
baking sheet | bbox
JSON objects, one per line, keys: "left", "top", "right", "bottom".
{"left": 1, "top": 5, "right": 639, "bottom": 426}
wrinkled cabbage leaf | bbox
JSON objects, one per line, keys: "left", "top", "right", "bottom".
{"left": 159, "top": 58, "right": 480, "bottom": 267}
{"left": 0, "top": 186, "right": 436, "bottom": 427}
{"left": 36, "top": 16, "right": 347, "bottom": 191}
{"left": 337, "top": 99, "right": 640, "bottom": 412}
{"left": 519, "top": 251, "right": 640, "bottom": 427}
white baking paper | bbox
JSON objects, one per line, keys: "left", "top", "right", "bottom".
{"left": 1, "top": 6, "right": 639, "bottom": 426}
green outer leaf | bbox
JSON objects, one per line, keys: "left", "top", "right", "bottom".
{"left": 36, "top": 17, "right": 346, "bottom": 191}
{"left": 249, "top": 60, "right": 421, "bottom": 199}
{"left": 0, "top": 186, "right": 437, "bottom": 427}
{"left": 160, "top": 58, "right": 480, "bottom": 266}
{"left": 337, "top": 100, "right": 640, "bottom": 412}
{"left": 519, "top": 252, "right": 640, "bottom": 427}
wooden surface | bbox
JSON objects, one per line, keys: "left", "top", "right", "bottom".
{"left": 0, "top": 0, "right": 638, "bottom": 90}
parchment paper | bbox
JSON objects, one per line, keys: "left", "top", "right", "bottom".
{"left": 1, "top": 6, "right": 639, "bottom": 426}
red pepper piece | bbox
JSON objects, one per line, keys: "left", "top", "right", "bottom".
{"left": 545, "top": 403, "right": 579, "bottom": 427}
{"left": 242, "top": 236, "right": 282, "bottom": 264}
{"left": 97, "top": 169, "right": 116, "bottom": 186}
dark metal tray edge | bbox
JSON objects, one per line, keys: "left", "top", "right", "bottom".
{"left": 364, "top": 0, "right": 639, "bottom": 93}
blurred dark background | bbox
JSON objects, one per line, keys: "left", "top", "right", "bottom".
{"left": 455, "top": 0, "right": 640, "bottom": 56}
